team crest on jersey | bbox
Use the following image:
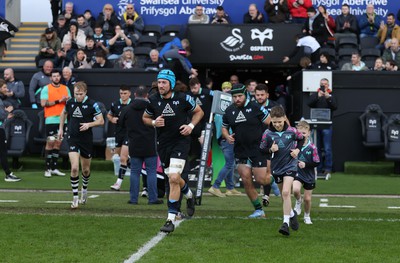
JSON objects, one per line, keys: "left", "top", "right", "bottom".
{"left": 235, "top": 111, "right": 246, "bottom": 123}
{"left": 173, "top": 100, "right": 179, "bottom": 105}
{"left": 195, "top": 97, "right": 202, "bottom": 106}
{"left": 246, "top": 108, "right": 252, "bottom": 113}
{"left": 82, "top": 105, "right": 88, "bottom": 109}
{"left": 162, "top": 103, "right": 175, "bottom": 116}
{"left": 72, "top": 107, "right": 83, "bottom": 118}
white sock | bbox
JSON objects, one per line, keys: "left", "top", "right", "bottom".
{"left": 167, "top": 213, "right": 176, "bottom": 221}
{"left": 185, "top": 189, "right": 193, "bottom": 199}
{"left": 290, "top": 209, "right": 295, "bottom": 217}
{"left": 116, "top": 178, "right": 123, "bottom": 185}
{"left": 304, "top": 212, "right": 310, "bottom": 218}
{"left": 283, "top": 215, "right": 290, "bottom": 224}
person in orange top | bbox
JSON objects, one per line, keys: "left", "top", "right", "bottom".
{"left": 40, "top": 69, "right": 71, "bottom": 178}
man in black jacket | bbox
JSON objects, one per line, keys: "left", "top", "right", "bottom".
{"left": 119, "top": 85, "right": 163, "bottom": 205}
{"left": 302, "top": 7, "right": 330, "bottom": 47}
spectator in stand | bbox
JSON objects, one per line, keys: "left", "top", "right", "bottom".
{"left": 317, "top": 5, "right": 335, "bottom": 42}
{"left": 159, "top": 37, "right": 198, "bottom": 78}
{"left": 97, "top": 3, "right": 120, "bottom": 39}
{"left": 264, "top": 0, "right": 289, "bottom": 23}
{"left": 108, "top": 25, "right": 132, "bottom": 60}
{"left": 61, "top": 66, "right": 77, "bottom": 94}
{"left": 3, "top": 68, "right": 24, "bottom": 109}
{"left": 54, "top": 15, "right": 68, "bottom": 42}
{"left": 283, "top": 34, "right": 321, "bottom": 63}
{"left": 385, "top": 60, "right": 398, "bottom": 71}
{"left": 382, "top": 38, "right": 400, "bottom": 66}
{"left": 211, "top": 6, "right": 231, "bottom": 24}
{"left": 55, "top": 40, "right": 75, "bottom": 69}
{"left": 83, "top": 36, "right": 96, "bottom": 65}
{"left": 358, "top": 4, "right": 383, "bottom": 39}
{"left": 334, "top": 4, "right": 358, "bottom": 46}
{"left": 84, "top": 10, "right": 96, "bottom": 29}
{"left": 303, "top": 7, "right": 331, "bottom": 47}
{"left": 61, "top": 1, "right": 76, "bottom": 26}
{"left": 35, "top": 27, "right": 61, "bottom": 67}
{"left": 188, "top": 4, "right": 209, "bottom": 24}
{"left": 144, "top": 49, "right": 166, "bottom": 71}
{"left": 68, "top": 49, "right": 92, "bottom": 69}
{"left": 92, "top": 50, "right": 114, "bottom": 68}
{"left": 312, "top": 51, "right": 337, "bottom": 70}
{"left": 377, "top": 13, "right": 400, "bottom": 50}
{"left": 244, "top": 3, "right": 265, "bottom": 24}
{"left": 341, "top": 52, "right": 369, "bottom": 71}
{"left": 77, "top": 15, "right": 94, "bottom": 37}
{"left": 114, "top": 46, "right": 141, "bottom": 69}
{"left": 93, "top": 25, "right": 109, "bottom": 53}
{"left": 62, "top": 20, "right": 86, "bottom": 50}
{"left": 245, "top": 79, "right": 257, "bottom": 101}
{"left": 287, "top": 0, "right": 312, "bottom": 24}
{"left": 372, "top": 57, "right": 385, "bottom": 71}
{"left": 229, "top": 74, "right": 239, "bottom": 85}
{"left": 205, "top": 77, "right": 213, "bottom": 89}
{"left": 120, "top": 3, "right": 144, "bottom": 45}
{"left": 50, "top": 0, "right": 61, "bottom": 26}
{"left": 29, "top": 60, "right": 53, "bottom": 109}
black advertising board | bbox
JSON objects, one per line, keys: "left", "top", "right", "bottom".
{"left": 187, "top": 24, "right": 303, "bottom": 66}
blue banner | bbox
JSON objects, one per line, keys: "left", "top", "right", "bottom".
{"left": 70, "top": 0, "right": 398, "bottom": 26}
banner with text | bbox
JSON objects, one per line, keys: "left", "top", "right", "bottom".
{"left": 187, "top": 24, "right": 303, "bottom": 65}
{"left": 70, "top": 0, "right": 398, "bottom": 26}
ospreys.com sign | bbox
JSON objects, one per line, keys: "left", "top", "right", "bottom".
{"left": 187, "top": 24, "right": 303, "bottom": 65}
{"left": 69, "top": 0, "right": 397, "bottom": 26}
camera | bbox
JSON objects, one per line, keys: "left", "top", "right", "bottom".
{"left": 320, "top": 85, "right": 325, "bottom": 92}
{"left": 217, "top": 19, "right": 223, "bottom": 23}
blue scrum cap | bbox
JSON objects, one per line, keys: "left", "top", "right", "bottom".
{"left": 157, "top": 69, "right": 176, "bottom": 89}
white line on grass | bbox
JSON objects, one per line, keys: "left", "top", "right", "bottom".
{"left": 124, "top": 219, "right": 185, "bottom": 263}
{"left": 319, "top": 204, "right": 356, "bottom": 208}
{"left": 0, "top": 200, "right": 19, "bottom": 203}
{"left": 46, "top": 201, "right": 72, "bottom": 204}
{"left": 388, "top": 206, "right": 400, "bottom": 209}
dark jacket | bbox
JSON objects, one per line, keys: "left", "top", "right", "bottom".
{"left": 303, "top": 13, "right": 330, "bottom": 46}
{"left": 308, "top": 90, "right": 338, "bottom": 111}
{"left": 335, "top": 14, "right": 358, "bottom": 34}
{"left": 96, "top": 11, "right": 120, "bottom": 39}
{"left": 120, "top": 98, "right": 156, "bottom": 157}
{"left": 264, "top": 0, "right": 289, "bottom": 23}
{"left": 243, "top": 11, "right": 265, "bottom": 24}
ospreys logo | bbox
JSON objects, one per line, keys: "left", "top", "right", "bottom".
{"left": 250, "top": 28, "right": 274, "bottom": 52}
{"left": 220, "top": 28, "right": 245, "bottom": 52}
{"left": 162, "top": 103, "right": 175, "bottom": 116}
{"left": 235, "top": 111, "right": 246, "bottom": 123}
{"left": 72, "top": 107, "right": 83, "bottom": 118}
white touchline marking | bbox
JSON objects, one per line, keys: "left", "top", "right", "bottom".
{"left": 124, "top": 219, "right": 185, "bottom": 263}
{"left": 0, "top": 200, "right": 19, "bottom": 203}
{"left": 88, "top": 195, "right": 99, "bottom": 199}
{"left": 319, "top": 203, "right": 356, "bottom": 208}
{"left": 388, "top": 207, "right": 400, "bottom": 209}
{"left": 46, "top": 201, "right": 72, "bottom": 204}
{"left": 320, "top": 198, "right": 329, "bottom": 202}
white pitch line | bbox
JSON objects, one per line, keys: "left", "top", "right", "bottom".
{"left": 0, "top": 200, "right": 19, "bottom": 203}
{"left": 388, "top": 207, "right": 400, "bottom": 209}
{"left": 46, "top": 201, "right": 72, "bottom": 204}
{"left": 320, "top": 198, "right": 329, "bottom": 202}
{"left": 88, "top": 195, "right": 99, "bottom": 199}
{"left": 319, "top": 203, "right": 356, "bottom": 208}
{"left": 124, "top": 219, "right": 185, "bottom": 263}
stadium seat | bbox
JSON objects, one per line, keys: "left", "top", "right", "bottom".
{"left": 319, "top": 47, "right": 336, "bottom": 62}
{"left": 143, "top": 25, "right": 162, "bottom": 39}
{"left": 337, "top": 36, "right": 358, "bottom": 50}
{"left": 383, "top": 114, "right": 400, "bottom": 173}
{"left": 93, "top": 101, "right": 108, "bottom": 147}
{"left": 360, "top": 36, "right": 379, "bottom": 49}
{"left": 361, "top": 48, "right": 381, "bottom": 62}
{"left": 33, "top": 110, "right": 46, "bottom": 145}
{"left": 4, "top": 110, "right": 33, "bottom": 168}
{"left": 359, "top": 104, "right": 387, "bottom": 148}
{"left": 337, "top": 48, "right": 358, "bottom": 62}
{"left": 158, "top": 35, "right": 174, "bottom": 47}
{"left": 134, "top": 46, "right": 151, "bottom": 61}
{"left": 137, "top": 35, "right": 158, "bottom": 49}
{"left": 162, "top": 24, "right": 181, "bottom": 37}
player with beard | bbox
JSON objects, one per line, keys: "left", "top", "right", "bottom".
{"left": 222, "top": 83, "right": 271, "bottom": 218}
{"left": 143, "top": 69, "right": 204, "bottom": 233}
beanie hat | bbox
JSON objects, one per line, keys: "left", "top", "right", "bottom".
{"left": 157, "top": 69, "right": 176, "bottom": 89}
{"left": 230, "top": 83, "right": 246, "bottom": 95}
{"left": 221, "top": 81, "right": 232, "bottom": 90}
